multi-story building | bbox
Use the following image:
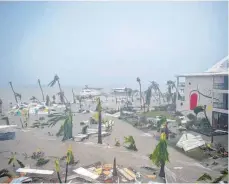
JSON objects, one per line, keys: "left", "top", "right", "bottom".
{"left": 175, "top": 56, "right": 228, "bottom": 130}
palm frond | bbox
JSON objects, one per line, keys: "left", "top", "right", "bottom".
{"left": 16, "top": 159, "right": 25, "bottom": 168}
{"left": 48, "top": 80, "right": 56, "bottom": 87}
{"left": 48, "top": 114, "right": 68, "bottom": 127}
{"left": 56, "top": 124, "right": 64, "bottom": 137}
{"left": 8, "top": 157, "right": 14, "bottom": 165}
{"left": 197, "top": 173, "right": 212, "bottom": 181}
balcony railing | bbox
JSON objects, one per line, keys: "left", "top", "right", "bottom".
{"left": 213, "top": 83, "right": 228, "bottom": 90}
{"left": 213, "top": 102, "right": 228, "bottom": 110}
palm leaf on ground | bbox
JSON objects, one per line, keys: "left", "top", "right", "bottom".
{"left": 197, "top": 173, "right": 212, "bottom": 181}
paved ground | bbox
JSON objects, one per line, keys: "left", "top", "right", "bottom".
{"left": 0, "top": 109, "right": 225, "bottom": 183}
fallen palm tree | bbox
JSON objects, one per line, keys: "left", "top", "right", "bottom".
{"left": 124, "top": 136, "right": 138, "bottom": 151}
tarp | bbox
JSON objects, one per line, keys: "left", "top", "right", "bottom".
{"left": 176, "top": 133, "right": 205, "bottom": 152}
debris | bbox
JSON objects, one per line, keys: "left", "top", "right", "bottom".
{"left": 146, "top": 175, "right": 157, "bottom": 180}
{"left": 118, "top": 168, "right": 134, "bottom": 181}
{"left": 9, "top": 176, "right": 32, "bottom": 184}
{"left": 73, "top": 167, "right": 99, "bottom": 180}
{"left": 16, "top": 168, "right": 54, "bottom": 175}
{"left": 123, "top": 168, "right": 136, "bottom": 179}
{"left": 176, "top": 133, "right": 205, "bottom": 152}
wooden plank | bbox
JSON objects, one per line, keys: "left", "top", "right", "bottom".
{"left": 123, "top": 168, "right": 136, "bottom": 179}
{"left": 118, "top": 169, "right": 134, "bottom": 181}
{"left": 73, "top": 167, "right": 99, "bottom": 180}
{"left": 16, "top": 168, "right": 54, "bottom": 175}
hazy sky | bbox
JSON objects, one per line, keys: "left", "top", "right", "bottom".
{"left": 0, "top": 1, "right": 228, "bottom": 90}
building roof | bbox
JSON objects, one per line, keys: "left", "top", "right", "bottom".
{"left": 176, "top": 56, "right": 229, "bottom": 77}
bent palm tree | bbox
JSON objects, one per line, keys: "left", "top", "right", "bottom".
{"left": 48, "top": 75, "right": 65, "bottom": 104}
{"left": 149, "top": 133, "right": 169, "bottom": 177}
{"left": 38, "top": 79, "right": 45, "bottom": 102}
{"left": 9, "top": 82, "right": 21, "bottom": 104}
{"left": 150, "top": 81, "right": 165, "bottom": 105}
{"left": 136, "top": 77, "right": 142, "bottom": 109}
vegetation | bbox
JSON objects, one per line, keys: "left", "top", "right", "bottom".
{"left": 136, "top": 77, "right": 142, "bottom": 109}
{"left": 114, "top": 138, "right": 120, "bottom": 147}
{"left": 65, "top": 146, "right": 74, "bottom": 182}
{"left": 187, "top": 113, "right": 196, "bottom": 121}
{"left": 149, "top": 81, "right": 165, "bottom": 105}
{"left": 48, "top": 109, "right": 73, "bottom": 141}
{"left": 45, "top": 95, "right": 50, "bottom": 106}
{"left": 145, "top": 86, "right": 152, "bottom": 112}
{"left": 48, "top": 75, "right": 65, "bottom": 104}
{"left": 96, "top": 97, "right": 102, "bottom": 144}
{"left": 55, "top": 159, "right": 62, "bottom": 183}
{"left": 149, "top": 133, "right": 169, "bottom": 177}
{"left": 143, "top": 111, "right": 176, "bottom": 120}
{"left": 124, "top": 136, "right": 138, "bottom": 151}
{"left": 8, "top": 152, "right": 25, "bottom": 168}
{"left": 9, "top": 82, "right": 21, "bottom": 104}
{"left": 193, "top": 105, "right": 213, "bottom": 143}
{"left": 197, "top": 168, "right": 228, "bottom": 183}
{"left": 82, "top": 125, "right": 89, "bottom": 134}
{"left": 38, "top": 79, "right": 45, "bottom": 102}
{"left": 36, "top": 158, "right": 50, "bottom": 166}
{"left": 52, "top": 95, "right": 56, "bottom": 104}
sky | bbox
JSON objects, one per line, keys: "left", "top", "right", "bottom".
{"left": 0, "top": 1, "right": 228, "bottom": 91}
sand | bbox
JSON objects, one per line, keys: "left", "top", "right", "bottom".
{"left": 0, "top": 97, "right": 227, "bottom": 183}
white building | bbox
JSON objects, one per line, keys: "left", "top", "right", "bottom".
{"left": 175, "top": 56, "right": 228, "bottom": 130}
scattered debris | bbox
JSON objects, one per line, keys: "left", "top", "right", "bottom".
{"left": 16, "top": 168, "right": 54, "bottom": 175}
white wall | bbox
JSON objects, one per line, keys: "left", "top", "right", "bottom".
{"left": 176, "top": 76, "right": 213, "bottom": 123}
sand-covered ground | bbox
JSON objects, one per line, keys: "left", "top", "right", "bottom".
{"left": 0, "top": 97, "right": 227, "bottom": 183}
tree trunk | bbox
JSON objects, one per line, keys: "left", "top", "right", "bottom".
{"left": 38, "top": 80, "right": 45, "bottom": 102}
{"left": 9, "top": 82, "right": 18, "bottom": 104}
{"left": 63, "top": 117, "right": 73, "bottom": 141}
{"left": 98, "top": 111, "right": 102, "bottom": 144}
{"left": 65, "top": 162, "right": 68, "bottom": 183}
{"left": 57, "top": 80, "right": 65, "bottom": 104}
{"left": 139, "top": 84, "right": 142, "bottom": 110}
{"left": 159, "top": 160, "right": 165, "bottom": 178}
{"left": 203, "top": 107, "right": 213, "bottom": 143}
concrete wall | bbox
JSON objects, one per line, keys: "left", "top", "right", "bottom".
{"left": 176, "top": 76, "right": 213, "bottom": 123}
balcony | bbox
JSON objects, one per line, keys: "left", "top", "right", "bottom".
{"left": 213, "top": 102, "right": 228, "bottom": 110}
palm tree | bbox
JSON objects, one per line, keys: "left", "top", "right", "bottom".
{"left": 48, "top": 75, "right": 65, "bottom": 104}
{"left": 194, "top": 105, "right": 213, "bottom": 143}
{"left": 150, "top": 81, "right": 165, "bottom": 105}
{"left": 30, "top": 96, "right": 41, "bottom": 103}
{"left": 96, "top": 97, "right": 102, "bottom": 144}
{"left": 136, "top": 77, "right": 142, "bottom": 109}
{"left": 46, "top": 95, "right": 50, "bottom": 106}
{"left": 55, "top": 159, "right": 62, "bottom": 183}
{"left": 145, "top": 86, "right": 152, "bottom": 112}
{"left": 65, "top": 145, "right": 74, "bottom": 183}
{"left": 166, "top": 80, "right": 176, "bottom": 104}
{"left": 52, "top": 95, "right": 56, "bottom": 104}
{"left": 72, "top": 89, "right": 76, "bottom": 103}
{"left": 38, "top": 79, "right": 45, "bottom": 102}
{"left": 48, "top": 109, "right": 73, "bottom": 141}
{"left": 9, "top": 82, "right": 21, "bottom": 104}
{"left": 149, "top": 133, "right": 169, "bottom": 178}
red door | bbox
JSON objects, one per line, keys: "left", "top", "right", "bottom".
{"left": 190, "top": 93, "right": 198, "bottom": 110}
